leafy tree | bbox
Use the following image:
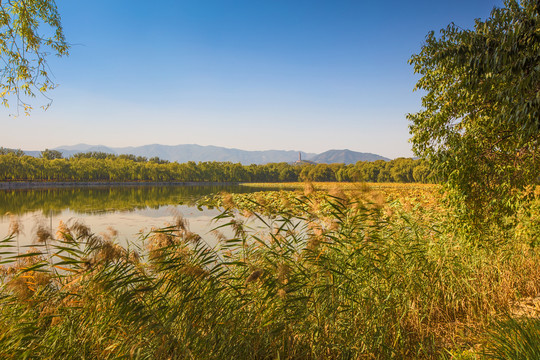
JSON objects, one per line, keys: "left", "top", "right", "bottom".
{"left": 408, "top": 0, "right": 540, "bottom": 224}
{"left": 0, "top": 0, "right": 69, "bottom": 113}
{"left": 278, "top": 166, "right": 298, "bottom": 182}
{"left": 0, "top": 147, "right": 24, "bottom": 156}
{"left": 390, "top": 158, "right": 415, "bottom": 183}
{"left": 73, "top": 151, "right": 112, "bottom": 160}
{"left": 308, "top": 164, "right": 335, "bottom": 182}
{"left": 412, "top": 160, "right": 432, "bottom": 183}
{"left": 40, "top": 148, "right": 62, "bottom": 160}
{"left": 149, "top": 156, "right": 168, "bottom": 164}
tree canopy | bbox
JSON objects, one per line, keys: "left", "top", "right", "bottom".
{"left": 407, "top": 0, "right": 540, "bottom": 224}
{"left": 40, "top": 148, "right": 62, "bottom": 160}
{"left": 0, "top": 0, "right": 68, "bottom": 113}
{"left": 0, "top": 152, "right": 433, "bottom": 183}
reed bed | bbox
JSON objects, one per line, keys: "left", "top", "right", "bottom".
{"left": 240, "top": 182, "right": 439, "bottom": 192}
{"left": 0, "top": 185, "right": 539, "bottom": 359}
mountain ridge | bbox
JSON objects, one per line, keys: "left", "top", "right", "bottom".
{"left": 21, "top": 144, "right": 390, "bottom": 165}
{"left": 310, "top": 149, "right": 389, "bottom": 164}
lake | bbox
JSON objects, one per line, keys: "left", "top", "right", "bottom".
{"left": 0, "top": 184, "right": 278, "bottom": 248}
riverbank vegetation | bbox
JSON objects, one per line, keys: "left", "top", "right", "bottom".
{"left": 0, "top": 184, "right": 539, "bottom": 359}
{"left": 0, "top": 150, "right": 433, "bottom": 183}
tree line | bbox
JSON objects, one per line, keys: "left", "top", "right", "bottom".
{"left": 0, "top": 149, "right": 434, "bottom": 183}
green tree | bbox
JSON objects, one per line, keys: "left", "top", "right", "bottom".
{"left": 390, "top": 158, "right": 415, "bottom": 183}
{"left": 407, "top": 0, "right": 540, "bottom": 224}
{"left": 412, "top": 160, "right": 431, "bottom": 183}
{"left": 40, "top": 148, "right": 62, "bottom": 160}
{"left": 0, "top": 147, "right": 24, "bottom": 156}
{"left": 0, "top": 0, "right": 69, "bottom": 113}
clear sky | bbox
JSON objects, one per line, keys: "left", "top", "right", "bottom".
{"left": 1, "top": 0, "right": 503, "bottom": 159}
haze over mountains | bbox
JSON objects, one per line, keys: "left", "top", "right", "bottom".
{"left": 25, "top": 144, "right": 390, "bottom": 165}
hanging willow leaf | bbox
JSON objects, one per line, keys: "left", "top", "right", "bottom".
{"left": 0, "top": 0, "right": 69, "bottom": 114}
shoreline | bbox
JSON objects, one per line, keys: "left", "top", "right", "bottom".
{"left": 0, "top": 181, "right": 240, "bottom": 190}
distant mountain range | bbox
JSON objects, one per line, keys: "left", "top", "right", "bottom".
{"left": 21, "top": 144, "right": 390, "bottom": 165}
{"left": 309, "top": 149, "right": 387, "bottom": 164}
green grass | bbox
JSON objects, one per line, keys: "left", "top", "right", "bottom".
{"left": 484, "top": 317, "right": 540, "bottom": 359}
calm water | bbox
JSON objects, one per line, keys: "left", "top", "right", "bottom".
{"left": 0, "top": 185, "right": 276, "bottom": 247}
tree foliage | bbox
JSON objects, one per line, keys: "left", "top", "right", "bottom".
{"left": 0, "top": 0, "right": 68, "bottom": 113}
{"left": 0, "top": 152, "right": 434, "bottom": 183}
{"left": 40, "top": 148, "right": 62, "bottom": 159}
{"left": 0, "top": 146, "right": 23, "bottom": 156}
{"left": 408, "top": 0, "right": 540, "bottom": 224}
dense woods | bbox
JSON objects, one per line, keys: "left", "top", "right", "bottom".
{"left": 0, "top": 150, "right": 434, "bottom": 183}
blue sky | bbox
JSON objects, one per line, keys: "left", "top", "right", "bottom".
{"left": 1, "top": 0, "right": 503, "bottom": 159}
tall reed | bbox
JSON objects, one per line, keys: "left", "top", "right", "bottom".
{"left": 0, "top": 188, "right": 538, "bottom": 359}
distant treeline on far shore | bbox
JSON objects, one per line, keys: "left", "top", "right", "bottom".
{"left": 0, "top": 148, "right": 435, "bottom": 183}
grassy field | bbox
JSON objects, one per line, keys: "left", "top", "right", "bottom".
{"left": 1, "top": 183, "right": 539, "bottom": 359}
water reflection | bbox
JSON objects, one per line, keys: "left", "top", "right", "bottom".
{"left": 0, "top": 185, "right": 276, "bottom": 247}
{"left": 0, "top": 184, "right": 270, "bottom": 216}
